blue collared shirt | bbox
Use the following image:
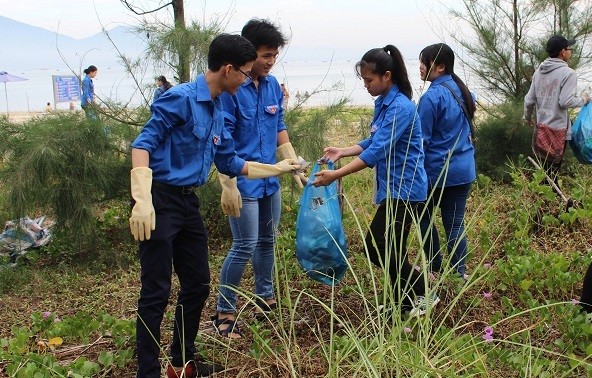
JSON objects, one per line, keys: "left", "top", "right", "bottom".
{"left": 358, "top": 85, "right": 427, "bottom": 203}
{"left": 81, "top": 75, "right": 94, "bottom": 107}
{"left": 131, "top": 74, "right": 245, "bottom": 186}
{"left": 220, "top": 74, "right": 286, "bottom": 198}
{"left": 418, "top": 74, "right": 476, "bottom": 187}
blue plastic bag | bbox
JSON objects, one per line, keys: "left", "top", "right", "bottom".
{"left": 570, "top": 103, "right": 592, "bottom": 164}
{"left": 295, "top": 162, "right": 348, "bottom": 285}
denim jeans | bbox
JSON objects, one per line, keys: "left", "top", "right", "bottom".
{"left": 420, "top": 183, "right": 472, "bottom": 276}
{"left": 217, "top": 189, "right": 281, "bottom": 313}
{"left": 366, "top": 199, "right": 425, "bottom": 308}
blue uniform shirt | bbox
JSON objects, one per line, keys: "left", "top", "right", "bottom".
{"left": 220, "top": 74, "right": 286, "bottom": 198}
{"left": 81, "top": 75, "right": 94, "bottom": 107}
{"left": 358, "top": 85, "right": 427, "bottom": 203}
{"left": 131, "top": 74, "right": 245, "bottom": 186}
{"left": 418, "top": 74, "right": 476, "bottom": 187}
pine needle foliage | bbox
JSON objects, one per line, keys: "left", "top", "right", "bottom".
{"left": 0, "top": 114, "right": 132, "bottom": 248}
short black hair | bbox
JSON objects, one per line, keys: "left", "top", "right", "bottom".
{"left": 241, "top": 19, "right": 286, "bottom": 49}
{"left": 208, "top": 34, "right": 257, "bottom": 71}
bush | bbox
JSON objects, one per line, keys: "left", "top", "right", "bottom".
{"left": 475, "top": 101, "right": 533, "bottom": 181}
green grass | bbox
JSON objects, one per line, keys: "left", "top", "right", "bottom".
{"left": 1, "top": 109, "right": 592, "bottom": 377}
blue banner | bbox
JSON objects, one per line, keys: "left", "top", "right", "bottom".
{"left": 52, "top": 75, "right": 81, "bottom": 103}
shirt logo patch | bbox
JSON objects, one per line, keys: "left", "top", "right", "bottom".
{"left": 370, "top": 124, "right": 378, "bottom": 133}
{"left": 212, "top": 134, "right": 220, "bottom": 145}
{"left": 266, "top": 105, "right": 278, "bottom": 114}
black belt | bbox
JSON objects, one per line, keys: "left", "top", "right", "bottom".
{"left": 152, "top": 181, "right": 197, "bottom": 195}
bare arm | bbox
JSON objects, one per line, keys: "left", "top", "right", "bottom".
{"left": 131, "top": 148, "right": 149, "bottom": 168}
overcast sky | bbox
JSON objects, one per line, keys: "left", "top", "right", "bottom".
{"left": 0, "top": 0, "right": 463, "bottom": 58}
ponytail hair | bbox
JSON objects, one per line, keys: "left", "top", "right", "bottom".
{"left": 157, "top": 75, "right": 172, "bottom": 91}
{"left": 355, "top": 45, "right": 413, "bottom": 99}
{"left": 83, "top": 65, "right": 97, "bottom": 75}
{"left": 419, "top": 43, "right": 475, "bottom": 120}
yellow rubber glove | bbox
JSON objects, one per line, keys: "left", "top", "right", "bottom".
{"left": 246, "top": 159, "right": 301, "bottom": 179}
{"left": 277, "top": 142, "right": 308, "bottom": 188}
{"left": 129, "top": 167, "right": 156, "bottom": 241}
{"left": 219, "top": 174, "right": 242, "bottom": 217}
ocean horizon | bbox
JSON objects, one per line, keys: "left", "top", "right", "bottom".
{"left": 2, "top": 59, "right": 487, "bottom": 113}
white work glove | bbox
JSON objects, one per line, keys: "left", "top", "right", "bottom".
{"left": 129, "top": 167, "right": 156, "bottom": 241}
{"left": 277, "top": 142, "right": 308, "bottom": 188}
{"left": 219, "top": 174, "right": 242, "bottom": 217}
{"left": 246, "top": 159, "right": 301, "bottom": 179}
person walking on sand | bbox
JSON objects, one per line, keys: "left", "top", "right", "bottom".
{"left": 81, "top": 65, "right": 98, "bottom": 120}
{"left": 524, "top": 35, "right": 590, "bottom": 194}
{"left": 129, "top": 34, "right": 301, "bottom": 378}
{"left": 213, "top": 19, "right": 307, "bottom": 339}
{"left": 417, "top": 43, "right": 476, "bottom": 280}
{"left": 312, "top": 45, "right": 438, "bottom": 318}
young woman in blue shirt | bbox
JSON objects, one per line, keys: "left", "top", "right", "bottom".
{"left": 81, "top": 65, "right": 97, "bottom": 119}
{"left": 313, "top": 45, "right": 438, "bottom": 317}
{"left": 417, "top": 43, "right": 476, "bottom": 278}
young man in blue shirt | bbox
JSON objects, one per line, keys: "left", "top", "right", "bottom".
{"left": 213, "top": 19, "right": 306, "bottom": 338}
{"left": 129, "top": 33, "right": 300, "bottom": 378}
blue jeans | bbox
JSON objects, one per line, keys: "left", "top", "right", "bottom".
{"left": 217, "top": 189, "right": 281, "bottom": 313}
{"left": 420, "top": 183, "right": 472, "bottom": 275}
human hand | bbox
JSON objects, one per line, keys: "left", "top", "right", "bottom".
{"left": 312, "top": 169, "right": 339, "bottom": 187}
{"left": 129, "top": 167, "right": 156, "bottom": 241}
{"left": 219, "top": 174, "right": 242, "bottom": 217}
{"left": 246, "top": 159, "right": 302, "bottom": 179}
{"left": 320, "top": 147, "right": 342, "bottom": 163}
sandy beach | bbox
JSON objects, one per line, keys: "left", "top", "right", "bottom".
{"left": 3, "top": 111, "right": 72, "bottom": 124}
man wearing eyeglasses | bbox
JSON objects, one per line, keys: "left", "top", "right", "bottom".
{"left": 524, "top": 34, "right": 590, "bottom": 194}
{"left": 129, "top": 33, "right": 301, "bottom": 378}
{"left": 213, "top": 19, "right": 306, "bottom": 339}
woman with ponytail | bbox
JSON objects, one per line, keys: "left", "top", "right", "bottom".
{"left": 313, "top": 45, "right": 439, "bottom": 317}
{"left": 81, "top": 65, "right": 98, "bottom": 120}
{"left": 418, "top": 43, "right": 476, "bottom": 279}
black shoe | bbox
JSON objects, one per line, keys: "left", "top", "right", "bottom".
{"left": 194, "top": 360, "right": 224, "bottom": 377}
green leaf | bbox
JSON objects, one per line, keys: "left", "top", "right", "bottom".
{"left": 519, "top": 279, "right": 533, "bottom": 291}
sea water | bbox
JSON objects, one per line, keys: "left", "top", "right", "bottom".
{"left": 2, "top": 58, "right": 480, "bottom": 113}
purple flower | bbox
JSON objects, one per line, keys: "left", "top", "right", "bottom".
{"left": 53, "top": 317, "right": 61, "bottom": 322}
{"left": 42, "top": 311, "right": 52, "bottom": 319}
{"left": 404, "top": 327, "right": 412, "bottom": 334}
{"left": 571, "top": 299, "right": 580, "bottom": 305}
{"left": 483, "top": 263, "right": 492, "bottom": 269}
{"left": 483, "top": 292, "right": 492, "bottom": 299}
{"left": 482, "top": 326, "right": 494, "bottom": 342}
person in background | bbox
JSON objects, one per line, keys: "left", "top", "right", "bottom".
{"left": 69, "top": 101, "right": 76, "bottom": 111}
{"left": 280, "top": 83, "right": 289, "bottom": 109}
{"left": 81, "top": 65, "right": 98, "bottom": 120}
{"left": 213, "top": 19, "right": 306, "bottom": 339}
{"left": 524, "top": 35, "right": 590, "bottom": 193}
{"left": 45, "top": 102, "right": 52, "bottom": 112}
{"left": 312, "top": 45, "right": 438, "bottom": 318}
{"left": 417, "top": 43, "right": 476, "bottom": 280}
{"left": 152, "top": 75, "right": 173, "bottom": 104}
{"left": 129, "top": 33, "right": 300, "bottom": 378}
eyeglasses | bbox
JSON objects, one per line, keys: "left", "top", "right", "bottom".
{"left": 234, "top": 66, "right": 252, "bottom": 80}
{"left": 566, "top": 47, "right": 573, "bottom": 51}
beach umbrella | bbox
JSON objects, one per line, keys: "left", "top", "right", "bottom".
{"left": 0, "top": 71, "right": 28, "bottom": 116}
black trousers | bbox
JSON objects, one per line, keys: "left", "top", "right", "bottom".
{"left": 580, "top": 261, "right": 592, "bottom": 313}
{"left": 136, "top": 186, "right": 210, "bottom": 378}
{"left": 365, "top": 199, "right": 425, "bottom": 308}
